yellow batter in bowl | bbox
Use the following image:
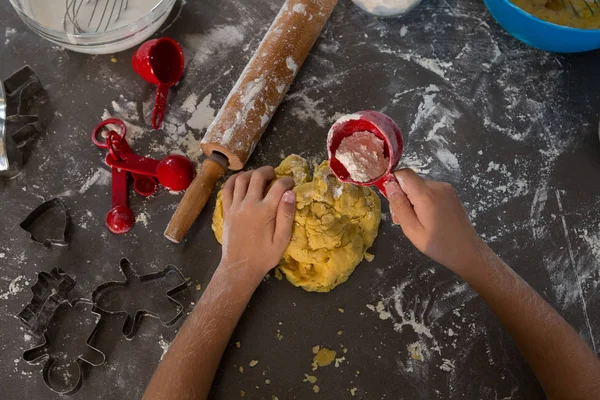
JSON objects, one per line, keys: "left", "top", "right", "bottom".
{"left": 511, "top": 0, "right": 600, "bottom": 29}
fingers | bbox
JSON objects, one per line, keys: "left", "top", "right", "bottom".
{"left": 273, "top": 190, "right": 296, "bottom": 248}
{"left": 221, "top": 173, "right": 239, "bottom": 214}
{"left": 247, "top": 166, "right": 276, "bottom": 200}
{"left": 384, "top": 179, "right": 422, "bottom": 233}
{"left": 233, "top": 170, "right": 253, "bottom": 204}
{"left": 393, "top": 169, "right": 429, "bottom": 203}
{"left": 264, "top": 176, "right": 295, "bottom": 206}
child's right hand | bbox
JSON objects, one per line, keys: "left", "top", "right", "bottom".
{"left": 219, "top": 166, "right": 296, "bottom": 282}
{"left": 384, "top": 169, "right": 486, "bottom": 277}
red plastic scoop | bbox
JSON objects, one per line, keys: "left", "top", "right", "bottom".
{"left": 327, "top": 111, "right": 403, "bottom": 198}
{"left": 132, "top": 37, "right": 184, "bottom": 130}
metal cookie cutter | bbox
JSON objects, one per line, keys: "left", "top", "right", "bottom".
{"left": 1, "top": 65, "right": 44, "bottom": 179}
{"left": 22, "top": 299, "right": 106, "bottom": 396}
{"left": 19, "top": 198, "right": 69, "bottom": 247}
{"left": 92, "top": 258, "right": 189, "bottom": 340}
{"left": 18, "top": 267, "right": 76, "bottom": 337}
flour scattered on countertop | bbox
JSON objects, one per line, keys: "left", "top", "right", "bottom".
{"left": 401, "top": 153, "right": 433, "bottom": 175}
{"left": 185, "top": 93, "right": 216, "bottom": 132}
{"left": 286, "top": 92, "right": 339, "bottom": 128}
{"left": 5, "top": 27, "right": 16, "bottom": 45}
{"left": 400, "top": 54, "right": 452, "bottom": 78}
{"left": 181, "top": 93, "right": 199, "bottom": 113}
{"left": 101, "top": 96, "right": 145, "bottom": 145}
{"left": 135, "top": 211, "right": 150, "bottom": 227}
{"left": 352, "top": 0, "right": 421, "bottom": 16}
{"left": 102, "top": 95, "right": 204, "bottom": 161}
{"left": 407, "top": 342, "right": 424, "bottom": 360}
{"left": 79, "top": 168, "right": 111, "bottom": 194}
{"left": 439, "top": 358, "right": 455, "bottom": 372}
{"left": 435, "top": 148, "right": 459, "bottom": 171}
{"left": 369, "top": 288, "right": 434, "bottom": 338}
{"left": 183, "top": 25, "right": 246, "bottom": 66}
{"left": 579, "top": 228, "right": 600, "bottom": 262}
{"left": 367, "top": 265, "right": 483, "bottom": 372}
{"left": 0, "top": 276, "right": 30, "bottom": 301}
{"left": 158, "top": 335, "right": 171, "bottom": 361}
{"left": 377, "top": 41, "right": 453, "bottom": 77}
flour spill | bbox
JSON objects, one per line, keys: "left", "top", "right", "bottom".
{"left": 4, "top": 27, "right": 16, "bottom": 45}
{"left": 101, "top": 94, "right": 204, "bottom": 161}
{"left": 158, "top": 335, "right": 171, "bottom": 361}
{"left": 0, "top": 276, "right": 30, "bottom": 301}
{"left": 79, "top": 168, "right": 111, "bottom": 194}
{"left": 183, "top": 25, "right": 246, "bottom": 67}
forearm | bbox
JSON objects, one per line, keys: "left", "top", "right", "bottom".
{"left": 143, "top": 263, "right": 262, "bottom": 400}
{"left": 461, "top": 243, "right": 600, "bottom": 400}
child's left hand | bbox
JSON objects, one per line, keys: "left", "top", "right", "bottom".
{"left": 218, "top": 166, "right": 296, "bottom": 281}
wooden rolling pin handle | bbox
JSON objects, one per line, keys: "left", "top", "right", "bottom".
{"left": 164, "top": 152, "right": 227, "bottom": 243}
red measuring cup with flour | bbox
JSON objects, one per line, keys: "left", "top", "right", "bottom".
{"left": 327, "top": 111, "right": 403, "bottom": 198}
{"left": 132, "top": 37, "right": 184, "bottom": 130}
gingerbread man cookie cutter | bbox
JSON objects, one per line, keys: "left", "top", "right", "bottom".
{"left": 92, "top": 258, "right": 189, "bottom": 340}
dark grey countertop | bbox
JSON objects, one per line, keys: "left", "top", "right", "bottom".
{"left": 1, "top": 0, "right": 599, "bottom": 399}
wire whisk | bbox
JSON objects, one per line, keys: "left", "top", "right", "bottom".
{"left": 63, "top": 0, "right": 130, "bottom": 34}
{"left": 546, "top": 0, "right": 600, "bottom": 16}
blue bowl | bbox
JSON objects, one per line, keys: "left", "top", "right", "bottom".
{"left": 483, "top": 0, "right": 600, "bottom": 53}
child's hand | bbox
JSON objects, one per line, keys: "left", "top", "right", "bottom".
{"left": 384, "top": 169, "right": 485, "bottom": 276}
{"left": 219, "top": 166, "right": 296, "bottom": 281}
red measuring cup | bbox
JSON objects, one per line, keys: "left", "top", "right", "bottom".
{"left": 327, "top": 111, "right": 403, "bottom": 198}
{"left": 132, "top": 37, "right": 184, "bottom": 130}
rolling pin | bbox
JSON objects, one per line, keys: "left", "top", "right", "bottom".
{"left": 164, "top": 0, "right": 338, "bottom": 243}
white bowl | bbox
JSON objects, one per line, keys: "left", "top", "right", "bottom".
{"left": 351, "top": 0, "right": 422, "bottom": 17}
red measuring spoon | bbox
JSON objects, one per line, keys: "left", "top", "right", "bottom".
{"left": 327, "top": 111, "right": 403, "bottom": 198}
{"left": 110, "top": 138, "right": 158, "bottom": 197}
{"left": 132, "top": 37, "right": 184, "bottom": 130}
{"left": 92, "top": 119, "right": 158, "bottom": 197}
{"left": 105, "top": 132, "right": 135, "bottom": 234}
{"left": 105, "top": 152, "right": 196, "bottom": 192}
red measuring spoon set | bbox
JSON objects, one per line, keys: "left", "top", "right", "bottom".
{"left": 89, "top": 37, "right": 189, "bottom": 234}
{"left": 92, "top": 119, "right": 196, "bottom": 234}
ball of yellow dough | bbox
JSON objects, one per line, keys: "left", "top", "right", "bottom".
{"left": 212, "top": 154, "right": 381, "bottom": 292}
